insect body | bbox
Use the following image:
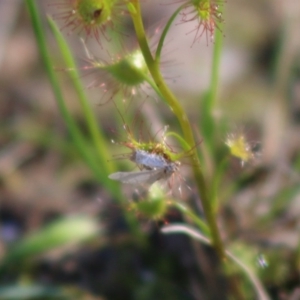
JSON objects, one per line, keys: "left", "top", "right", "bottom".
{"left": 109, "top": 149, "right": 180, "bottom": 186}
{"left": 131, "top": 149, "right": 174, "bottom": 170}
{"left": 108, "top": 109, "right": 181, "bottom": 187}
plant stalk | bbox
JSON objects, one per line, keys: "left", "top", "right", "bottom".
{"left": 128, "top": 1, "right": 226, "bottom": 260}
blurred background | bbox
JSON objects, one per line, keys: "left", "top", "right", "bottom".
{"left": 0, "top": 0, "right": 300, "bottom": 299}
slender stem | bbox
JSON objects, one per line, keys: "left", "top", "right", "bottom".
{"left": 48, "top": 18, "right": 114, "bottom": 175}
{"left": 26, "top": 0, "right": 105, "bottom": 183}
{"left": 27, "top": 0, "right": 145, "bottom": 243}
{"left": 155, "top": 4, "right": 186, "bottom": 62}
{"left": 129, "top": 1, "right": 226, "bottom": 259}
{"left": 144, "top": 76, "right": 165, "bottom": 100}
{"left": 201, "top": 14, "right": 224, "bottom": 154}
{"left": 208, "top": 21, "right": 223, "bottom": 111}
{"left": 162, "top": 224, "right": 270, "bottom": 300}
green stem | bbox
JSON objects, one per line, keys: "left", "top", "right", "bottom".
{"left": 201, "top": 13, "right": 224, "bottom": 154}
{"left": 144, "top": 76, "right": 165, "bottom": 100}
{"left": 26, "top": 0, "right": 104, "bottom": 183}
{"left": 128, "top": 1, "right": 226, "bottom": 259}
{"left": 208, "top": 23, "right": 223, "bottom": 111}
{"left": 172, "top": 202, "right": 210, "bottom": 237}
{"left": 155, "top": 4, "right": 186, "bottom": 62}
{"left": 162, "top": 224, "right": 270, "bottom": 300}
{"left": 47, "top": 18, "right": 114, "bottom": 177}
{"left": 27, "top": 0, "right": 145, "bottom": 243}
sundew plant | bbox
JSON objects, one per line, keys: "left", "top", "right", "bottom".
{"left": 2, "top": 0, "right": 297, "bottom": 299}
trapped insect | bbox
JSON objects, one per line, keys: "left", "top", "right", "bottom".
{"left": 109, "top": 160, "right": 179, "bottom": 186}
{"left": 131, "top": 149, "right": 175, "bottom": 170}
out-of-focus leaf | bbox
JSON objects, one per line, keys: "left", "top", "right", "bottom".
{"left": 47, "top": 17, "right": 115, "bottom": 179}
{"left": 0, "top": 284, "right": 67, "bottom": 300}
{"left": 25, "top": 0, "right": 110, "bottom": 188}
{"left": 0, "top": 215, "right": 100, "bottom": 271}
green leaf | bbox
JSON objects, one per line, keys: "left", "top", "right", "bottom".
{"left": 25, "top": 0, "right": 107, "bottom": 185}
{"left": 0, "top": 216, "right": 99, "bottom": 271}
{"left": 0, "top": 285, "right": 67, "bottom": 300}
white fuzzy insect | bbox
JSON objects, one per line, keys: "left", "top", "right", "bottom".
{"left": 131, "top": 149, "right": 172, "bottom": 170}
{"left": 109, "top": 123, "right": 180, "bottom": 187}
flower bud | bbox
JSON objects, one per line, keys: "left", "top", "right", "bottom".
{"left": 51, "top": 0, "right": 124, "bottom": 44}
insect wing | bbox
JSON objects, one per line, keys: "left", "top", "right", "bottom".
{"left": 109, "top": 169, "right": 165, "bottom": 186}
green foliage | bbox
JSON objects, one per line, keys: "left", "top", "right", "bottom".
{"left": 0, "top": 216, "right": 99, "bottom": 272}
{"left": 2, "top": 0, "right": 297, "bottom": 299}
